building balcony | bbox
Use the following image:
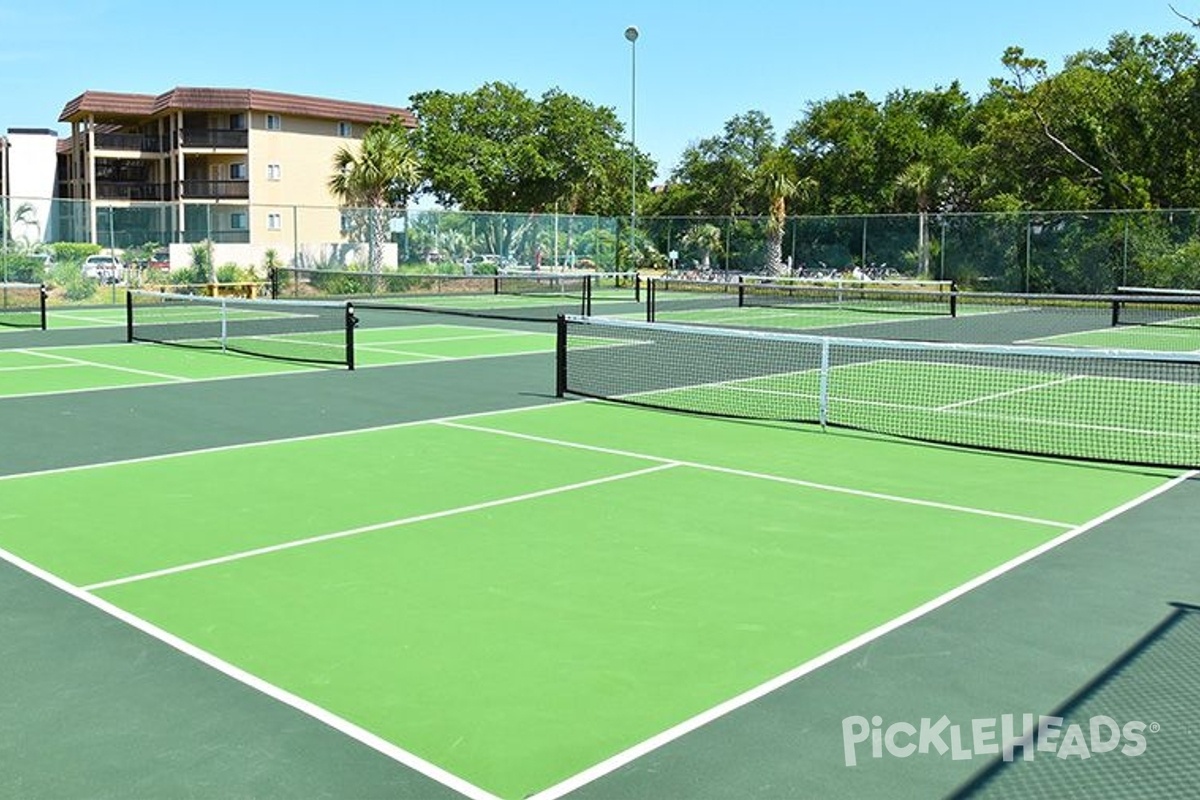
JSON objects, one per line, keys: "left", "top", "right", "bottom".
{"left": 92, "top": 132, "right": 167, "bottom": 152}
{"left": 177, "top": 129, "right": 249, "bottom": 149}
{"left": 181, "top": 179, "right": 250, "bottom": 199}
{"left": 95, "top": 181, "right": 168, "bottom": 201}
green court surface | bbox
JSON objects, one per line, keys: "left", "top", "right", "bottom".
{"left": 1021, "top": 322, "right": 1200, "bottom": 352}
{"left": 0, "top": 397, "right": 1186, "bottom": 800}
{"left": 0, "top": 324, "right": 562, "bottom": 397}
{"left": 0, "top": 305, "right": 127, "bottom": 330}
{"left": 3, "top": 296, "right": 1199, "bottom": 800}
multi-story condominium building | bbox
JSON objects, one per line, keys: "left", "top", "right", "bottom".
{"left": 14, "top": 87, "right": 414, "bottom": 264}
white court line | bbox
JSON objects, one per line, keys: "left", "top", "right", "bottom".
{"left": 16, "top": 348, "right": 190, "bottom": 382}
{"left": 437, "top": 421, "right": 1075, "bottom": 528}
{"left": 0, "top": 400, "right": 574, "bottom": 483}
{"left": 936, "top": 375, "right": 1086, "bottom": 411}
{"left": 0, "top": 545, "right": 504, "bottom": 800}
{"left": 82, "top": 463, "right": 679, "bottom": 591}
{"left": 361, "top": 330, "right": 545, "bottom": 346}
{"left": 0, "top": 336, "right": 559, "bottom": 401}
{"left": 525, "top": 468, "right": 1199, "bottom": 800}
{"left": 0, "top": 363, "right": 80, "bottom": 373}
{"left": 49, "top": 312, "right": 126, "bottom": 325}
{"left": 355, "top": 346, "right": 451, "bottom": 360}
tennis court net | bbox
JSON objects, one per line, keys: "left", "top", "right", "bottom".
{"left": 556, "top": 315, "right": 1200, "bottom": 469}
{"left": 127, "top": 290, "right": 357, "bottom": 369}
{"left": 645, "top": 277, "right": 955, "bottom": 322}
{"left": 1112, "top": 288, "right": 1200, "bottom": 329}
{"left": 268, "top": 267, "right": 636, "bottom": 318}
{"left": 0, "top": 282, "right": 47, "bottom": 330}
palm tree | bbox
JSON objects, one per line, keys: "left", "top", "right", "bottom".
{"left": 328, "top": 117, "right": 420, "bottom": 271}
{"left": 894, "top": 162, "right": 944, "bottom": 277}
{"left": 756, "top": 151, "right": 814, "bottom": 275}
{"left": 681, "top": 223, "right": 722, "bottom": 272}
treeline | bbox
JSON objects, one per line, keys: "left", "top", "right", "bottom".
{"left": 410, "top": 29, "right": 1200, "bottom": 219}
{"left": 646, "top": 31, "right": 1200, "bottom": 219}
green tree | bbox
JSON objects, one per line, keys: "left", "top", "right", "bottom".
{"left": 328, "top": 116, "right": 420, "bottom": 271}
{"left": 654, "top": 111, "right": 778, "bottom": 218}
{"left": 410, "top": 82, "right": 651, "bottom": 217}
{"left": 680, "top": 223, "right": 723, "bottom": 271}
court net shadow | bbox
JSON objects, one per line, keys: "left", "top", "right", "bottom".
{"left": 951, "top": 602, "right": 1200, "bottom": 799}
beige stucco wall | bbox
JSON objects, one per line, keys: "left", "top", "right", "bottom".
{"left": 247, "top": 112, "right": 361, "bottom": 249}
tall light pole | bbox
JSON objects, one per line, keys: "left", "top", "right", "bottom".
{"left": 625, "top": 25, "right": 639, "bottom": 271}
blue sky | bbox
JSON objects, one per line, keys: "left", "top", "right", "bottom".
{"left": 0, "top": 1, "right": 1192, "bottom": 181}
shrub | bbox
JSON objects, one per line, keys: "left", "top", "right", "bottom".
{"left": 0, "top": 253, "right": 47, "bottom": 283}
{"left": 49, "top": 242, "right": 102, "bottom": 264}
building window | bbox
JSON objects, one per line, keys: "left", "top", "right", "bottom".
{"left": 266, "top": 114, "right": 282, "bottom": 131}
{"left": 337, "top": 121, "right": 353, "bottom": 137}
{"left": 230, "top": 163, "right": 247, "bottom": 180}
{"left": 267, "top": 163, "right": 282, "bottom": 181}
{"left": 230, "top": 113, "right": 247, "bottom": 130}
{"left": 267, "top": 212, "right": 282, "bottom": 231}
{"left": 230, "top": 212, "right": 248, "bottom": 230}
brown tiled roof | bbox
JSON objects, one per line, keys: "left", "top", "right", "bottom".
{"left": 59, "top": 91, "right": 157, "bottom": 120}
{"left": 59, "top": 87, "right": 414, "bottom": 126}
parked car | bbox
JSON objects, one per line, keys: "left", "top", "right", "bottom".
{"left": 82, "top": 254, "right": 124, "bottom": 284}
{"left": 147, "top": 249, "right": 170, "bottom": 271}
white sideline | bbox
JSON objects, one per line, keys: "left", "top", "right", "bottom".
{"left": 524, "top": 468, "right": 1199, "bottom": 800}
{"left": 438, "top": 421, "right": 1076, "bottom": 529}
{"left": 0, "top": 545, "right": 504, "bottom": 800}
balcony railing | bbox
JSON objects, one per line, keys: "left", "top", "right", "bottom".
{"left": 96, "top": 182, "right": 168, "bottom": 201}
{"left": 93, "top": 132, "right": 166, "bottom": 152}
{"left": 181, "top": 179, "right": 250, "bottom": 199}
{"left": 177, "top": 129, "right": 249, "bottom": 149}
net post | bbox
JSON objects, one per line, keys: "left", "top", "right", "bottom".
{"left": 125, "top": 290, "right": 134, "bottom": 342}
{"left": 949, "top": 286, "right": 958, "bottom": 318}
{"left": 634, "top": 272, "right": 641, "bottom": 303}
{"left": 346, "top": 302, "right": 357, "bottom": 370}
{"left": 646, "top": 278, "right": 655, "bottom": 322}
{"left": 493, "top": 276, "right": 500, "bottom": 295}
{"left": 582, "top": 274, "right": 592, "bottom": 315}
{"left": 39, "top": 284, "right": 48, "bottom": 330}
{"left": 1111, "top": 298, "right": 1120, "bottom": 327}
{"left": 555, "top": 314, "right": 567, "bottom": 398}
{"left": 737, "top": 275, "right": 746, "bottom": 307}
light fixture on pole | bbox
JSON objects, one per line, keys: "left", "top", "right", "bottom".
{"left": 624, "top": 25, "right": 639, "bottom": 270}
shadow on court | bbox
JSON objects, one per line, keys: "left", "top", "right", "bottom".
{"left": 953, "top": 602, "right": 1200, "bottom": 799}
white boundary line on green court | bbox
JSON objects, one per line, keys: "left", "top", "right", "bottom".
{"left": 17, "top": 348, "right": 192, "bottom": 382}
{"left": 522, "top": 467, "right": 1199, "bottom": 800}
{"left": 81, "top": 463, "right": 678, "bottom": 591}
{"left": 0, "top": 338, "right": 558, "bottom": 401}
{"left": 0, "top": 363, "right": 78, "bottom": 373}
{"left": 362, "top": 330, "right": 545, "bottom": 345}
{"left": 1, "top": 397, "right": 1192, "bottom": 799}
{"left": 0, "top": 544, "right": 505, "bottom": 800}
{"left": 437, "top": 421, "right": 1075, "bottom": 528}
{"left": 48, "top": 312, "right": 126, "bottom": 326}
{"left": 0, "top": 400, "right": 574, "bottom": 482}
{"left": 935, "top": 375, "right": 1086, "bottom": 411}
